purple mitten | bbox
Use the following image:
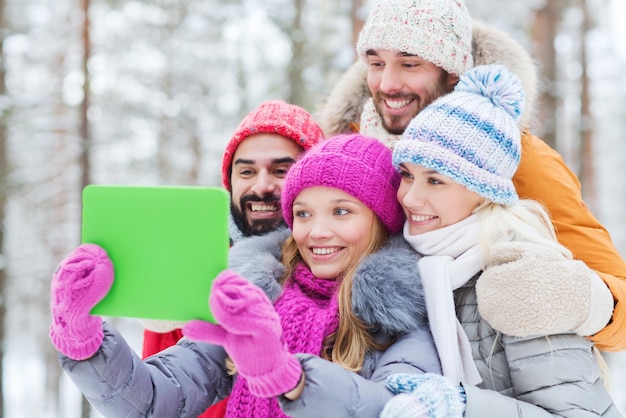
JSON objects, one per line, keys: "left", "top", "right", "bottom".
{"left": 183, "top": 270, "right": 302, "bottom": 398}
{"left": 49, "top": 244, "right": 114, "bottom": 360}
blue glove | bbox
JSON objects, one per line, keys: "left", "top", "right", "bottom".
{"left": 380, "top": 373, "right": 466, "bottom": 418}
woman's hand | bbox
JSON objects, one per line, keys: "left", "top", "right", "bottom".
{"left": 49, "top": 244, "right": 114, "bottom": 360}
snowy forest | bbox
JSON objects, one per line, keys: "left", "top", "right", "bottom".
{"left": 1, "top": 0, "right": 626, "bottom": 417}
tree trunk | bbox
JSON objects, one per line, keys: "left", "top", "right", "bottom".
{"left": 80, "top": 0, "right": 92, "bottom": 188}
{"left": 531, "top": 0, "right": 563, "bottom": 150}
{"left": 79, "top": 0, "right": 92, "bottom": 416}
{"left": 351, "top": 0, "right": 365, "bottom": 49}
{"left": 287, "top": 0, "right": 307, "bottom": 107}
{"left": 0, "top": 0, "right": 8, "bottom": 415}
{"left": 579, "top": 0, "right": 595, "bottom": 210}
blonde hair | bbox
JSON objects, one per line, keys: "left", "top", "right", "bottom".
{"left": 281, "top": 216, "right": 390, "bottom": 372}
{"left": 474, "top": 199, "right": 573, "bottom": 264}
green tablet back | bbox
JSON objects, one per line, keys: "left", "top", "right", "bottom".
{"left": 82, "top": 185, "right": 229, "bottom": 323}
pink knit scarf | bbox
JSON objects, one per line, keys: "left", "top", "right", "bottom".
{"left": 225, "top": 263, "right": 340, "bottom": 418}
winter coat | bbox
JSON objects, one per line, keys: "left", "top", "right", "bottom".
{"left": 59, "top": 232, "right": 441, "bottom": 418}
{"left": 456, "top": 274, "right": 621, "bottom": 417}
{"left": 224, "top": 229, "right": 622, "bottom": 416}
{"left": 314, "top": 20, "right": 626, "bottom": 352}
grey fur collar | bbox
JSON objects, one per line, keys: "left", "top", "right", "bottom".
{"left": 228, "top": 229, "right": 427, "bottom": 335}
{"left": 314, "top": 20, "right": 538, "bottom": 134}
{"left": 228, "top": 212, "right": 246, "bottom": 245}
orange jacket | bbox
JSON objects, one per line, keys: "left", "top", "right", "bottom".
{"left": 514, "top": 132, "right": 626, "bottom": 351}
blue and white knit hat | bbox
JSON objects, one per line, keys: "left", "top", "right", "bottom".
{"left": 392, "top": 64, "right": 524, "bottom": 206}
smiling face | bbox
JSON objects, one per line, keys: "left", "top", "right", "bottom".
{"left": 365, "top": 49, "right": 458, "bottom": 135}
{"left": 230, "top": 133, "right": 303, "bottom": 237}
{"left": 397, "top": 162, "right": 485, "bottom": 235}
{"left": 291, "top": 186, "right": 376, "bottom": 279}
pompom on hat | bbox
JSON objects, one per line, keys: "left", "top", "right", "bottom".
{"left": 221, "top": 100, "right": 325, "bottom": 191}
{"left": 393, "top": 64, "right": 525, "bottom": 206}
{"left": 281, "top": 134, "right": 404, "bottom": 234}
{"left": 356, "top": 0, "right": 473, "bottom": 76}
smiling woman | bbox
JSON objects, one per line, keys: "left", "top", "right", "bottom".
{"left": 50, "top": 133, "right": 445, "bottom": 418}
{"left": 379, "top": 63, "right": 620, "bottom": 418}
{"left": 290, "top": 186, "right": 377, "bottom": 279}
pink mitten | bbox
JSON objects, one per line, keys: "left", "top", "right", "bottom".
{"left": 49, "top": 244, "right": 114, "bottom": 360}
{"left": 183, "top": 270, "right": 301, "bottom": 398}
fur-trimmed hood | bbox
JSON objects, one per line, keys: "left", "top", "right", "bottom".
{"left": 315, "top": 20, "right": 538, "bottom": 134}
{"left": 228, "top": 228, "right": 427, "bottom": 335}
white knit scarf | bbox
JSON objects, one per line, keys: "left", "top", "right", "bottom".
{"left": 359, "top": 98, "right": 402, "bottom": 149}
{"left": 403, "top": 214, "right": 484, "bottom": 385}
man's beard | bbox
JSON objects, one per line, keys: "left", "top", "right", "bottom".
{"left": 230, "top": 194, "right": 287, "bottom": 237}
{"left": 375, "top": 72, "right": 454, "bottom": 135}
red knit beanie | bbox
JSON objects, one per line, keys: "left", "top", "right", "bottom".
{"left": 221, "top": 100, "right": 325, "bottom": 191}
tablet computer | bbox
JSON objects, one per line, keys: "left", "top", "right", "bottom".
{"left": 82, "top": 185, "right": 229, "bottom": 323}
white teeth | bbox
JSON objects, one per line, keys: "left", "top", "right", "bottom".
{"left": 250, "top": 204, "right": 277, "bottom": 212}
{"left": 386, "top": 99, "right": 411, "bottom": 109}
{"left": 312, "top": 247, "right": 339, "bottom": 255}
{"left": 411, "top": 214, "right": 436, "bottom": 222}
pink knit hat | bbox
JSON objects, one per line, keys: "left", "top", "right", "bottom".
{"left": 281, "top": 133, "right": 404, "bottom": 234}
{"left": 221, "top": 100, "right": 325, "bottom": 191}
